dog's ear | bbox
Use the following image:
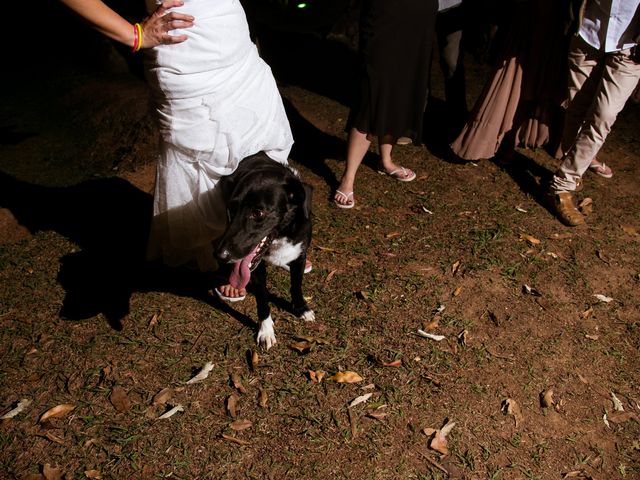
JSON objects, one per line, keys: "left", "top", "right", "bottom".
{"left": 285, "top": 179, "right": 312, "bottom": 219}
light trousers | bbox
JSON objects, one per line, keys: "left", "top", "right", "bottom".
{"left": 551, "top": 35, "right": 640, "bottom": 193}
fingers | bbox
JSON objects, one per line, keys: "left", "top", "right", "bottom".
{"left": 141, "top": 5, "right": 194, "bottom": 48}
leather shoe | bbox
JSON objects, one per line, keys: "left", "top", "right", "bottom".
{"left": 547, "top": 191, "right": 585, "bottom": 226}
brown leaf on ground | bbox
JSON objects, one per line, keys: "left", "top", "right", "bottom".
{"left": 452, "top": 286, "right": 462, "bottom": 297}
{"left": 329, "top": 371, "right": 363, "bottom": 383}
{"left": 520, "top": 233, "right": 541, "bottom": 245}
{"left": 148, "top": 311, "right": 161, "bottom": 327}
{"left": 607, "top": 411, "right": 638, "bottom": 424}
{"left": 562, "top": 470, "right": 594, "bottom": 479}
{"left": 42, "top": 464, "right": 63, "bottom": 480}
{"left": 382, "top": 359, "right": 402, "bottom": 367}
{"left": 226, "top": 394, "right": 239, "bottom": 419}
{"left": 422, "top": 315, "right": 441, "bottom": 332}
{"left": 230, "top": 371, "right": 247, "bottom": 394}
{"left": 540, "top": 389, "right": 554, "bottom": 408}
{"left": 621, "top": 225, "right": 638, "bottom": 236}
{"left": 308, "top": 370, "right": 326, "bottom": 383}
{"left": 427, "top": 419, "right": 456, "bottom": 456}
{"left": 229, "top": 419, "right": 252, "bottom": 431}
{"left": 258, "top": 388, "right": 268, "bottom": 408}
{"left": 250, "top": 350, "right": 259, "bottom": 370}
{"left": 39, "top": 404, "right": 75, "bottom": 423}
{"left": 385, "top": 231, "right": 401, "bottom": 239}
{"left": 366, "top": 407, "right": 388, "bottom": 420}
{"left": 84, "top": 470, "right": 102, "bottom": 479}
{"left": 221, "top": 433, "right": 251, "bottom": 446}
{"left": 40, "top": 431, "right": 65, "bottom": 445}
{"left": 110, "top": 386, "right": 131, "bottom": 412}
{"left": 152, "top": 388, "right": 173, "bottom": 406}
{"left": 348, "top": 406, "right": 358, "bottom": 438}
{"left": 502, "top": 398, "right": 524, "bottom": 427}
{"left": 325, "top": 269, "right": 338, "bottom": 283}
{"left": 581, "top": 307, "right": 593, "bottom": 318}
{"left": 291, "top": 340, "right": 314, "bottom": 354}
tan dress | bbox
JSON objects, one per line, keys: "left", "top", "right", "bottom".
{"left": 451, "top": 0, "right": 569, "bottom": 160}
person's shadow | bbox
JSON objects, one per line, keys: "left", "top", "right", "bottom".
{"left": 0, "top": 171, "right": 260, "bottom": 331}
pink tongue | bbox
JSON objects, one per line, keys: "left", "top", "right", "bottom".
{"left": 228, "top": 247, "right": 258, "bottom": 290}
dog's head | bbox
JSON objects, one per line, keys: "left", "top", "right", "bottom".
{"left": 215, "top": 164, "right": 312, "bottom": 288}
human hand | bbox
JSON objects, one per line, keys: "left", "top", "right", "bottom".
{"left": 140, "top": 0, "right": 194, "bottom": 48}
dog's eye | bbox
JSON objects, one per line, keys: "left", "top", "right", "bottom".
{"left": 250, "top": 209, "right": 265, "bottom": 220}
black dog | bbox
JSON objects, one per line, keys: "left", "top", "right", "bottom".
{"left": 215, "top": 153, "right": 314, "bottom": 349}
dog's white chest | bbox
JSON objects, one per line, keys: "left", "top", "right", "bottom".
{"left": 265, "top": 238, "right": 303, "bottom": 268}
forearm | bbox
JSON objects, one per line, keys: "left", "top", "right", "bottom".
{"left": 59, "top": 0, "right": 136, "bottom": 47}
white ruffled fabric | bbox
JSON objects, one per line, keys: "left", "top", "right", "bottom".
{"left": 143, "top": 0, "right": 293, "bottom": 270}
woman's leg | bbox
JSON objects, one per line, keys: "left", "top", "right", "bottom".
{"left": 335, "top": 128, "right": 371, "bottom": 206}
{"left": 378, "top": 134, "right": 416, "bottom": 180}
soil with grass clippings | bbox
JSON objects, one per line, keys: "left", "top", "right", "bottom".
{"left": 2, "top": 8, "right": 640, "bottom": 480}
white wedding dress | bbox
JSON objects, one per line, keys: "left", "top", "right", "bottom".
{"left": 144, "top": 0, "right": 293, "bottom": 270}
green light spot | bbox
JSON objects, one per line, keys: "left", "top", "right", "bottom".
{"left": 297, "top": 3, "right": 307, "bottom": 8}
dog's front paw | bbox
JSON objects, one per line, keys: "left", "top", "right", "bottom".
{"left": 300, "top": 309, "right": 315, "bottom": 322}
{"left": 257, "top": 315, "right": 277, "bottom": 350}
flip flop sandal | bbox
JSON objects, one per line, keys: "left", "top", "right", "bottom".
{"left": 589, "top": 161, "right": 613, "bottom": 178}
{"left": 379, "top": 167, "right": 416, "bottom": 182}
{"left": 214, "top": 287, "right": 246, "bottom": 303}
{"left": 334, "top": 190, "right": 355, "bottom": 209}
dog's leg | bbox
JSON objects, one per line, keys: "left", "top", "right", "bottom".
{"left": 253, "top": 262, "right": 276, "bottom": 349}
{"left": 288, "top": 255, "right": 315, "bottom": 322}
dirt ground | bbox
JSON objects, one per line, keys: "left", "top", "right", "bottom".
{"left": 1, "top": 6, "right": 640, "bottom": 480}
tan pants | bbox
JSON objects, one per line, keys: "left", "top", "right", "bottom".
{"left": 551, "top": 36, "right": 640, "bottom": 193}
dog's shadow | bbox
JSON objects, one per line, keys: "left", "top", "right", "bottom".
{"left": 0, "top": 171, "right": 262, "bottom": 332}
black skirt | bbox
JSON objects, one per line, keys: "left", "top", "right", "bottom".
{"left": 347, "top": 0, "right": 438, "bottom": 144}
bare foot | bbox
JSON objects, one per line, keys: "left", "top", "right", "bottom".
{"left": 216, "top": 284, "right": 246, "bottom": 301}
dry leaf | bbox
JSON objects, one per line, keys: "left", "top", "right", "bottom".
{"left": 457, "top": 329, "right": 469, "bottom": 346}
{"left": 382, "top": 359, "right": 402, "bottom": 367}
{"left": 221, "top": 433, "right": 251, "bottom": 446}
{"left": 451, "top": 261, "right": 461, "bottom": 276}
{"left": 329, "top": 371, "right": 363, "bottom": 383}
{"left": 385, "top": 231, "right": 401, "bottom": 239}
{"left": 515, "top": 205, "right": 528, "bottom": 213}
{"left": 603, "top": 413, "right": 610, "bottom": 428}
{"left": 611, "top": 392, "right": 625, "bottom": 411}
{"left": 621, "top": 225, "right": 638, "bottom": 236}
{"left": 84, "top": 470, "right": 101, "bottom": 479}
{"left": 152, "top": 388, "right": 173, "bottom": 406}
{"left": 520, "top": 233, "right": 541, "bottom": 245}
{"left": 157, "top": 404, "right": 184, "bottom": 420}
{"left": 607, "top": 411, "right": 638, "bottom": 424}
{"left": 348, "top": 406, "right": 358, "bottom": 438}
{"left": 308, "top": 370, "right": 326, "bottom": 383}
{"left": 251, "top": 351, "right": 259, "bottom": 370}
{"left": 562, "top": 470, "right": 594, "bottom": 479}
{"left": 349, "top": 393, "right": 373, "bottom": 408}
{"left": 452, "top": 286, "right": 462, "bottom": 297}
{"left": 423, "top": 315, "right": 441, "bottom": 332}
{"left": 39, "top": 404, "right": 75, "bottom": 423}
{"left": 522, "top": 284, "right": 542, "bottom": 296}
{"left": 596, "top": 250, "right": 610, "bottom": 264}
{"left": 109, "top": 387, "right": 131, "bottom": 412}
{"left": 367, "top": 406, "right": 388, "bottom": 420}
{"left": 226, "top": 394, "right": 238, "bottom": 419}
{"left": 429, "top": 419, "right": 456, "bottom": 455}
{"left": 186, "top": 362, "right": 214, "bottom": 384}
{"left": 581, "top": 307, "right": 593, "bottom": 319}
{"left": 43, "top": 464, "right": 63, "bottom": 480}
{"left": 148, "top": 312, "right": 161, "bottom": 327}
{"left": 0, "top": 398, "right": 31, "bottom": 419}
{"left": 502, "top": 398, "right": 523, "bottom": 427}
{"left": 585, "top": 334, "right": 599, "bottom": 340}
{"left": 593, "top": 294, "right": 613, "bottom": 303}
{"left": 578, "top": 197, "right": 592, "bottom": 214}
{"left": 41, "top": 431, "right": 65, "bottom": 445}
{"left": 230, "top": 371, "right": 247, "bottom": 394}
{"left": 361, "top": 383, "right": 376, "bottom": 390}
{"left": 417, "top": 329, "right": 446, "bottom": 341}
{"left": 229, "top": 419, "right": 252, "bottom": 431}
{"left": 291, "top": 341, "right": 314, "bottom": 354}
{"left": 325, "top": 269, "right": 338, "bottom": 283}
{"left": 540, "top": 389, "right": 554, "bottom": 408}
{"left": 258, "top": 388, "right": 268, "bottom": 408}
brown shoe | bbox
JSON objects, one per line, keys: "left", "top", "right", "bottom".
{"left": 548, "top": 191, "right": 585, "bottom": 226}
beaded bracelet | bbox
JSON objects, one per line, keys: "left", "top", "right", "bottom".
{"left": 132, "top": 23, "right": 143, "bottom": 52}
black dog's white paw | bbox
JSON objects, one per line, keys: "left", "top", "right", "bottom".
{"left": 257, "top": 315, "right": 277, "bottom": 350}
{"left": 300, "top": 309, "right": 315, "bottom": 322}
